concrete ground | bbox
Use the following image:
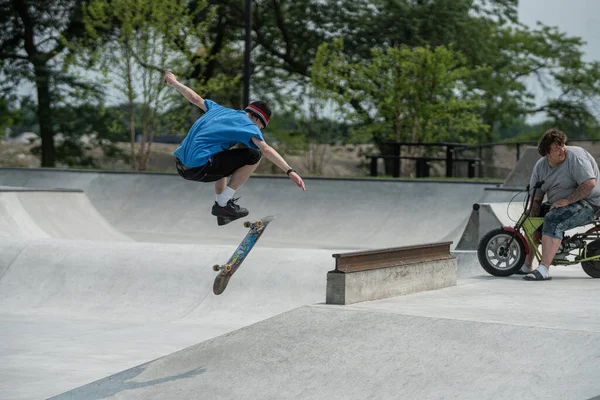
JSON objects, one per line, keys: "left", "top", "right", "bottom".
{"left": 51, "top": 267, "right": 600, "bottom": 400}
{"left": 0, "top": 168, "right": 598, "bottom": 400}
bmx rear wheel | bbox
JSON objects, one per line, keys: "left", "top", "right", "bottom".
{"left": 477, "top": 228, "right": 526, "bottom": 277}
{"left": 582, "top": 239, "right": 600, "bottom": 278}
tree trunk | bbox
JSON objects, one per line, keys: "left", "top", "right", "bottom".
{"left": 124, "top": 51, "right": 137, "bottom": 170}
{"left": 35, "top": 63, "right": 55, "bottom": 167}
{"left": 140, "top": 133, "right": 153, "bottom": 172}
{"left": 376, "top": 140, "right": 397, "bottom": 177}
{"left": 140, "top": 111, "right": 157, "bottom": 172}
{"left": 128, "top": 100, "right": 136, "bottom": 170}
{"left": 138, "top": 103, "right": 149, "bottom": 171}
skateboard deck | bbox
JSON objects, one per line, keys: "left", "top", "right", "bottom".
{"left": 212, "top": 215, "right": 274, "bottom": 295}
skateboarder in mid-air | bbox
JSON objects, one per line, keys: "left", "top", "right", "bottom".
{"left": 164, "top": 71, "right": 306, "bottom": 226}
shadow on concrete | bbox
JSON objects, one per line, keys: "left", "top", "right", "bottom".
{"left": 50, "top": 364, "right": 206, "bottom": 400}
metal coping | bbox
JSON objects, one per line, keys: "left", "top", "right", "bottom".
{"left": 0, "top": 187, "right": 83, "bottom": 193}
{"left": 332, "top": 241, "right": 454, "bottom": 273}
{"left": 485, "top": 186, "right": 527, "bottom": 192}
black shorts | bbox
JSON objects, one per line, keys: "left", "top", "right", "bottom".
{"left": 176, "top": 148, "right": 262, "bottom": 182}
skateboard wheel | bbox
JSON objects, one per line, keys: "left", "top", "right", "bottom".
{"left": 255, "top": 220, "right": 263, "bottom": 227}
{"left": 212, "top": 264, "right": 221, "bottom": 272}
{"left": 224, "top": 264, "right": 232, "bottom": 273}
{"left": 243, "top": 221, "right": 251, "bottom": 228}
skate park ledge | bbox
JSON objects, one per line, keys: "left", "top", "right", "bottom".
{"left": 326, "top": 242, "right": 457, "bottom": 305}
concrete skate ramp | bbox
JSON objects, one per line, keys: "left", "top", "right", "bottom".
{"left": 455, "top": 201, "right": 527, "bottom": 250}
{"left": 0, "top": 168, "right": 497, "bottom": 249}
{"left": 0, "top": 189, "right": 130, "bottom": 241}
{"left": 457, "top": 147, "right": 544, "bottom": 250}
{"left": 53, "top": 266, "right": 600, "bottom": 400}
{"left": 0, "top": 240, "right": 329, "bottom": 322}
{"left": 455, "top": 183, "right": 536, "bottom": 250}
{"left": 503, "top": 146, "right": 540, "bottom": 188}
{"left": 2, "top": 166, "right": 598, "bottom": 400}
{"left": 0, "top": 238, "right": 332, "bottom": 399}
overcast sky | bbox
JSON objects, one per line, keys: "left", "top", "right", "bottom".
{"left": 518, "top": 0, "right": 599, "bottom": 62}
{"left": 517, "top": 0, "right": 599, "bottom": 120}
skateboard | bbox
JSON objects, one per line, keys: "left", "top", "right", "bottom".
{"left": 212, "top": 215, "right": 274, "bottom": 295}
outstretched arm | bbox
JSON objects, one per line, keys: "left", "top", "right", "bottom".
{"left": 163, "top": 71, "right": 206, "bottom": 111}
{"left": 252, "top": 137, "right": 306, "bottom": 191}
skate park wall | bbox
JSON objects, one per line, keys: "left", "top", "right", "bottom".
{"left": 0, "top": 167, "right": 500, "bottom": 250}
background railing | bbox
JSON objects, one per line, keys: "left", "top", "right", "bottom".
{"left": 368, "top": 139, "right": 600, "bottom": 179}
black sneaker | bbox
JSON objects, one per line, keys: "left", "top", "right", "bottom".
{"left": 216, "top": 216, "right": 235, "bottom": 226}
{"left": 211, "top": 197, "right": 249, "bottom": 222}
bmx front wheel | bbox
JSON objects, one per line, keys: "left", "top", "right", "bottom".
{"left": 477, "top": 228, "right": 526, "bottom": 277}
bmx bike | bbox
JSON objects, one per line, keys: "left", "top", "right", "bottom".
{"left": 477, "top": 180, "right": 600, "bottom": 278}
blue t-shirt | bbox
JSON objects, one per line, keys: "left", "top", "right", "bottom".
{"left": 173, "top": 100, "right": 265, "bottom": 167}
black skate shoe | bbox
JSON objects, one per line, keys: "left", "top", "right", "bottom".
{"left": 211, "top": 197, "right": 249, "bottom": 225}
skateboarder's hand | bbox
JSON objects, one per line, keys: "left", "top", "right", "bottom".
{"left": 163, "top": 71, "right": 178, "bottom": 86}
{"left": 289, "top": 172, "right": 306, "bottom": 191}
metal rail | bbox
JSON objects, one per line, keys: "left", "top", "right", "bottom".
{"left": 332, "top": 242, "right": 454, "bottom": 273}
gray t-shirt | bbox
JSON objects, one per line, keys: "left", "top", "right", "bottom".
{"left": 530, "top": 146, "right": 600, "bottom": 207}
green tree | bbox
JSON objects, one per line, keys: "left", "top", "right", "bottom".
{"left": 469, "top": 22, "right": 600, "bottom": 141}
{"left": 0, "top": 94, "right": 22, "bottom": 138}
{"left": 83, "top": 0, "right": 180, "bottom": 170}
{"left": 82, "top": 0, "right": 248, "bottom": 170}
{"left": 118, "top": 0, "right": 245, "bottom": 108}
{"left": 250, "top": 0, "right": 515, "bottom": 117}
{"left": 0, "top": 0, "right": 91, "bottom": 167}
{"left": 262, "top": 84, "right": 352, "bottom": 175}
{"left": 29, "top": 102, "right": 126, "bottom": 167}
{"left": 251, "top": 0, "right": 599, "bottom": 142}
{"left": 313, "top": 41, "right": 488, "bottom": 152}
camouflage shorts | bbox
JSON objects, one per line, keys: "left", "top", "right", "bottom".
{"left": 541, "top": 200, "right": 596, "bottom": 239}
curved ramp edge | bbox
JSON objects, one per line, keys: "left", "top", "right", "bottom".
{"left": 0, "top": 190, "right": 130, "bottom": 241}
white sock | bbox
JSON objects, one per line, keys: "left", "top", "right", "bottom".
{"left": 536, "top": 264, "right": 549, "bottom": 278}
{"left": 520, "top": 265, "right": 530, "bottom": 273}
{"left": 216, "top": 186, "right": 235, "bottom": 207}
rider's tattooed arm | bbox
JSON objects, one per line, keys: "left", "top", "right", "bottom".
{"left": 530, "top": 197, "right": 543, "bottom": 217}
{"left": 566, "top": 178, "right": 596, "bottom": 205}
